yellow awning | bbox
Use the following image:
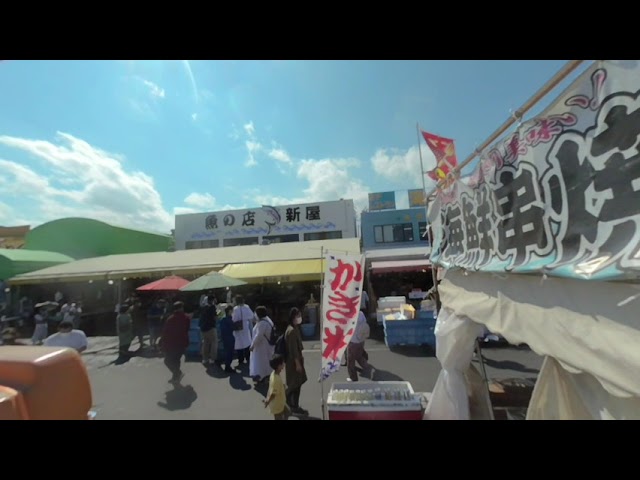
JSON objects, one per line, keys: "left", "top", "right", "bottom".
{"left": 220, "top": 259, "right": 326, "bottom": 284}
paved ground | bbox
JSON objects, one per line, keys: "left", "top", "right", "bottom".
{"left": 82, "top": 336, "right": 543, "bottom": 420}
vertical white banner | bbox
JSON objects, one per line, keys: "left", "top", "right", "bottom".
{"left": 319, "top": 252, "right": 365, "bottom": 381}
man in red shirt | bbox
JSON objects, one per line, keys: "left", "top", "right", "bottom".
{"left": 159, "top": 301, "right": 191, "bottom": 384}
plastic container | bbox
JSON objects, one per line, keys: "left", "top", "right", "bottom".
{"left": 327, "top": 381, "right": 424, "bottom": 420}
{"left": 300, "top": 323, "right": 315, "bottom": 339}
{"left": 383, "top": 312, "right": 436, "bottom": 348}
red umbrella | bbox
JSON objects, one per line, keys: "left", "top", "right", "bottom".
{"left": 136, "top": 275, "right": 190, "bottom": 291}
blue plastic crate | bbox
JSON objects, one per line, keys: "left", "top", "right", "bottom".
{"left": 383, "top": 316, "right": 436, "bottom": 348}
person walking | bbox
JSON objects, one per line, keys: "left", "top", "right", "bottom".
{"left": 250, "top": 306, "right": 275, "bottom": 384}
{"left": 284, "top": 307, "right": 308, "bottom": 415}
{"left": 159, "top": 301, "right": 191, "bottom": 384}
{"left": 263, "top": 354, "right": 290, "bottom": 420}
{"left": 231, "top": 295, "right": 253, "bottom": 368}
{"left": 116, "top": 304, "right": 133, "bottom": 357}
{"left": 219, "top": 305, "right": 236, "bottom": 373}
{"left": 199, "top": 295, "right": 219, "bottom": 366}
{"left": 347, "top": 310, "right": 373, "bottom": 382}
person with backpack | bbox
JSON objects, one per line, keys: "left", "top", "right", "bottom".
{"left": 231, "top": 295, "right": 253, "bottom": 368}
{"left": 284, "top": 307, "right": 308, "bottom": 416}
{"left": 249, "top": 306, "right": 275, "bottom": 384}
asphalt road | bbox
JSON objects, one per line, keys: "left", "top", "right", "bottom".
{"left": 83, "top": 336, "right": 543, "bottom": 420}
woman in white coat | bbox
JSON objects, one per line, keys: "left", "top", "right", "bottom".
{"left": 250, "top": 306, "right": 275, "bottom": 384}
{"left": 232, "top": 295, "right": 254, "bottom": 368}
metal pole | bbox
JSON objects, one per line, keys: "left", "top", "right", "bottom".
{"left": 475, "top": 338, "right": 495, "bottom": 420}
{"left": 319, "top": 246, "right": 326, "bottom": 420}
{"left": 424, "top": 59, "right": 586, "bottom": 199}
{"left": 417, "top": 123, "right": 441, "bottom": 300}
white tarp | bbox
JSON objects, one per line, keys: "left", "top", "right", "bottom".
{"left": 527, "top": 356, "right": 640, "bottom": 420}
{"left": 424, "top": 308, "right": 485, "bottom": 420}
{"left": 438, "top": 269, "right": 640, "bottom": 399}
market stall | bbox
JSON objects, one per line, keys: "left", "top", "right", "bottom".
{"left": 424, "top": 59, "right": 640, "bottom": 420}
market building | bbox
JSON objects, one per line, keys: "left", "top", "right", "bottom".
{"left": 174, "top": 200, "right": 357, "bottom": 250}
{"left": 8, "top": 237, "right": 361, "bottom": 335}
{"left": 0, "top": 225, "right": 30, "bottom": 249}
{"left": 360, "top": 191, "right": 433, "bottom": 331}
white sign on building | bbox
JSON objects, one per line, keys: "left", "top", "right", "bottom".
{"left": 174, "top": 199, "right": 356, "bottom": 250}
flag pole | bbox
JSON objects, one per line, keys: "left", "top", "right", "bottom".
{"left": 319, "top": 245, "right": 326, "bottom": 420}
{"left": 417, "top": 123, "right": 440, "bottom": 295}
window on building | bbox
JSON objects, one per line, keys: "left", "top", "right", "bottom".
{"left": 185, "top": 239, "right": 219, "bottom": 249}
{"left": 223, "top": 237, "right": 260, "bottom": 247}
{"left": 374, "top": 223, "right": 414, "bottom": 243}
{"left": 303, "top": 231, "right": 343, "bottom": 241}
{"left": 418, "top": 222, "right": 430, "bottom": 243}
{"left": 263, "top": 234, "right": 299, "bottom": 244}
{"left": 202, "top": 239, "right": 219, "bottom": 248}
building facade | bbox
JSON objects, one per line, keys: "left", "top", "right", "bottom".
{"left": 361, "top": 208, "right": 430, "bottom": 251}
{"left": 174, "top": 200, "right": 357, "bottom": 250}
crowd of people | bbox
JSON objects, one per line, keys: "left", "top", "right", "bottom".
{"left": 2, "top": 288, "right": 374, "bottom": 420}
{"left": 112, "top": 293, "right": 312, "bottom": 419}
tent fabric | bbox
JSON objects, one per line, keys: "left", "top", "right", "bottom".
{"left": 424, "top": 307, "right": 484, "bottom": 420}
{"left": 0, "top": 249, "right": 74, "bottom": 280}
{"left": 527, "top": 356, "right": 640, "bottom": 420}
{"left": 220, "top": 259, "right": 325, "bottom": 281}
{"left": 438, "top": 269, "right": 640, "bottom": 398}
{"left": 370, "top": 259, "right": 431, "bottom": 274}
{"left": 7, "top": 238, "right": 361, "bottom": 285}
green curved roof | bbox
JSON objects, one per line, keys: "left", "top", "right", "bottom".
{"left": 0, "top": 249, "right": 74, "bottom": 280}
{"left": 25, "top": 217, "right": 172, "bottom": 260}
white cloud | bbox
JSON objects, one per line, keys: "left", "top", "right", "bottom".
{"left": 191, "top": 113, "right": 198, "bottom": 121}
{"left": 244, "top": 121, "right": 255, "bottom": 136}
{"left": 248, "top": 157, "right": 370, "bottom": 214}
{"left": 245, "top": 140, "right": 262, "bottom": 167}
{"left": 142, "top": 79, "right": 166, "bottom": 99}
{"left": 268, "top": 148, "right": 292, "bottom": 164}
{"left": 184, "top": 192, "right": 216, "bottom": 209}
{"left": 370, "top": 145, "right": 437, "bottom": 189}
{"left": 0, "top": 201, "right": 12, "bottom": 223}
{"left": 0, "top": 133, "right": 173, "bottom": 234}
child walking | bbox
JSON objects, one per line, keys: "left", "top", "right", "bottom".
{"left": 263, "top": 354, "right": 290, "bottom": 420}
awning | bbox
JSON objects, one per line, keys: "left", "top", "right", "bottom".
{"left": 8, "top": 238, "right": 360, "bottom": 285}
{"left": 220, "top": 259, "right": 326, "bottom": 284}
{"left": 370, "top": 259, "right": 431, "bottom": 274}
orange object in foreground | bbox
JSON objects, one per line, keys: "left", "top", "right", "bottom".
{"left": 0, "top": 385, "right": 29, "bottom": 420}
{"left": 0, "top": 346, "right": 93, "bottom": 420}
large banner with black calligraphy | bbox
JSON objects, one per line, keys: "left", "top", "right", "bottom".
{"left": 429, "top": 60, "right": 640, "bottom": 281}
{"left": 319, "top": 252, "right": 365, "bottom": 381}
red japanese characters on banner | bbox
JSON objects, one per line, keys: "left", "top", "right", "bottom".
{"left": 319, "top": 252, "right": 365, "bottom": 381}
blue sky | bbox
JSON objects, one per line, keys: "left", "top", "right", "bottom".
{"left": 0, "top": 60, "right": 590, "bottom": 234}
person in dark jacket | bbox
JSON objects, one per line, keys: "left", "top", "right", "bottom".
{"left": 219, "top": 305, "right": 235, "bottom": 373}
{"left": 199, "top": 295, "right": 219, "bottom": 366}
{"left": 159, "top": 301, "right": 191, "bottom": 384}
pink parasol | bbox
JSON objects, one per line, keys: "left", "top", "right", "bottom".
{"left": 136, "top": 275, "right": 190, "bottom": 292}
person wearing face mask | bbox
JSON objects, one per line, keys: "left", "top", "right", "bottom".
{"left": 43, "top": 320, "right": 88, "bottom": 353}
{"left": 284, "top": 307, "right": 308, "bottom": 415}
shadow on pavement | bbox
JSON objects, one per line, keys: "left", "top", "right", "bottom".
{"left": 109, "top": 353, "right": 134, "bottom": 366}
{"left": 158, "top": 384, "right": 198, "bottom": 411}
{"left": 481, "top": 357, "right": 539, "bottom": 374}
{"left": 254, "top": 381, "right": 269, "bottom": 398}
{"left": 388, "top": 345, "right": 436, "bottom": 358}
{"left": 205, "top": 365, "right": 229, "bottom": 379}
{"left": 229, "top": 373, "right": 252, "bottom": 391}
{"left": 371, "top": 368, "right": 404, "bottom": 382}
